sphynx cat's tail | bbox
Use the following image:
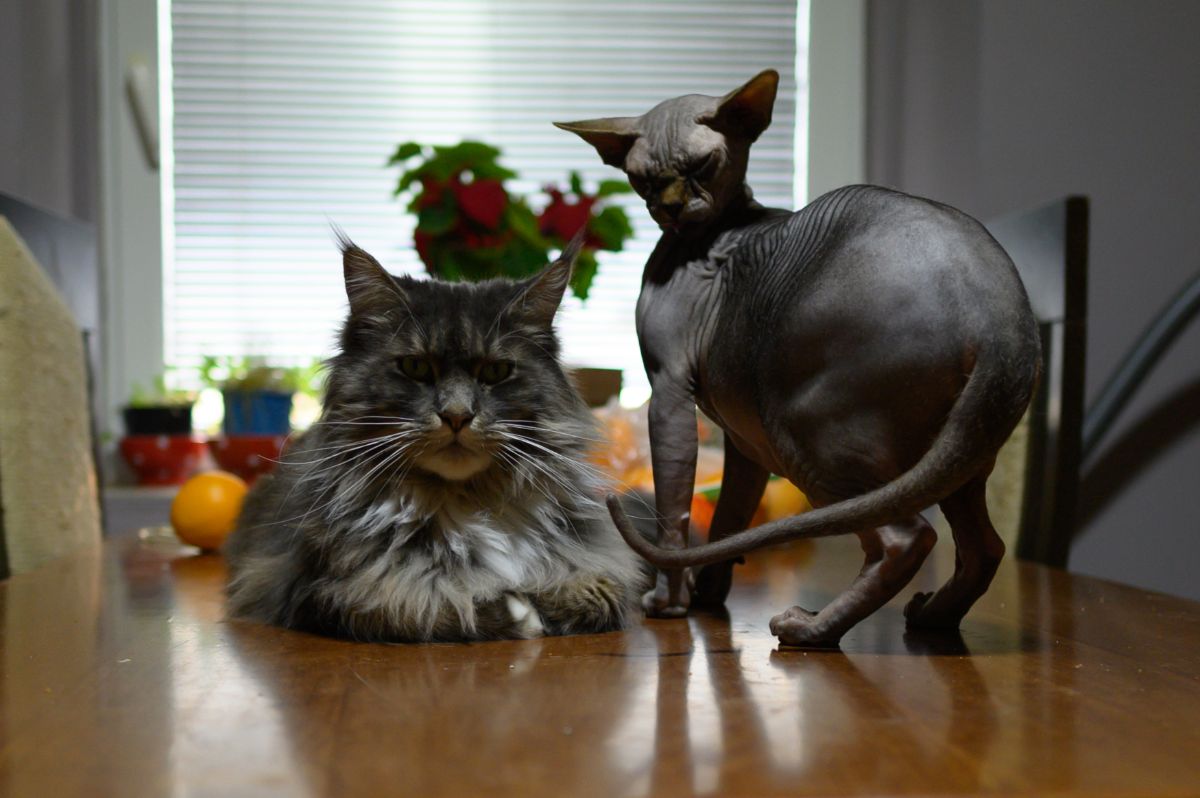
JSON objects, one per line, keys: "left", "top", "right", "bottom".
{"left": 607, "top": 348, "right": 1040, "bottom": 569}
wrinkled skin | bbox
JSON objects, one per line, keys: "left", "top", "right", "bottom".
{"left": 559, "top": 70, "right": 1041, "bottom": 647}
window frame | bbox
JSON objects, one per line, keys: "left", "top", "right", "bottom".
{"left": 97, "top": 0, "right": 865, "bottom": 476}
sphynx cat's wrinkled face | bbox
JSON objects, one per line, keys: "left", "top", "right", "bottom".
{"left": 555, "top": 69, "right": 779, "bottom": 231}
{"left": 622, "top": 97, "right": 747, "bottom": 230}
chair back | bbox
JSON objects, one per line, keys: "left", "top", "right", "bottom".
{"left": 0, "top": 217, "right": 101, "bottom": 577}
{"left": 984, "top": 197, "right": 1089, "bottom": 567}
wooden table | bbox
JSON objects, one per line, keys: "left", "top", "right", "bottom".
{"left": 2, "top": 531, "right": 1199, "bottom": 797}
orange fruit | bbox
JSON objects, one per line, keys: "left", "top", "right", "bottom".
{"left": 689, "top": 493, "right": 716, "bottom": 536}
{"left": 170, "top": 470, "right": 249, "bottom": 551}
{"left": 760, "top": 478, "right": 812, "bottom": 521}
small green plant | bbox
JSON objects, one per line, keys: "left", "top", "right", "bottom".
{"left": 199, "top": 356, "right": 323, "bottom": 397}
{"left": 126, "top": 371, "right": 195, "bottom": 408}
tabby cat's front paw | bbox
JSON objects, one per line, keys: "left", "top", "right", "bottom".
{"left": 641, "top": 569, "right": 693, "bottom": 619}
{"left": 504, "top": 593, "right": 546, "bottom": 638}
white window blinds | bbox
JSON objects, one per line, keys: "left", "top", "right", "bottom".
{"left": 168, "top": 0, "right": 803, "bottom": 402}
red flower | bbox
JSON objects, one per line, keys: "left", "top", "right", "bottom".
{"left": 539, "top": 191, "right": 597, "bottom": 243}
{"left": 452, "top": 179, "right": 508, "bottom": 230}
{"left": 416, "top": 177, "right": 445, "bottom": 209}
{"left": 414, "top": 231, "right": 433, "bottom": 265}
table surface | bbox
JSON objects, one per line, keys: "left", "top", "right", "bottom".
{"left": 2, "top": 531, "right": 1199, "bottom": 798}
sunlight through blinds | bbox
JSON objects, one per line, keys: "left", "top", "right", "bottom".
{"left": 169, "top": 0, "right": 803, "bottom": 403}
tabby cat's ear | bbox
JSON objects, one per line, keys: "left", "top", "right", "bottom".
{"left": 699, "top": 69, "right": 779, "bottom": 142}
{"left": 339, "top": 237, "right": 403, "bottom": 315}
{"left": 516, "top": 231, "right": 585, "bottom": 328}
{"left": 553, "top": 118, "right": 640, "bottom": 169}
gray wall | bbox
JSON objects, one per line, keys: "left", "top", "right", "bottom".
{"left": 0, "top": 0, "right": 98, "bottom": 222}
{"left": 868, "top": 0, "right": 1200, "bottom": 600}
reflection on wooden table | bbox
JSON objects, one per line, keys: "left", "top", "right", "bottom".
{"left": 2, "top": 531, "right": 1199, "bottom": 796}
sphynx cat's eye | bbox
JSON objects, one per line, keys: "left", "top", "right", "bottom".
{"left": 691, "top": 151, "right": 719, "bottom": 179}
{"left": 397, "top": 355, "right": 433, "bottom": 382}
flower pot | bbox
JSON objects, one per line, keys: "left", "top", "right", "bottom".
{"left": 570, "top": 367, "right": 622, "bottom": 407}
{"left": 123, "top": 404, "right": 194, "bottom": 436}
{"left": 119, "top": 435, "right": 207, "bottom": 486}
{"left": 221, "top": 390, "right": 293, "bottom": 436}
{"left": 208, "top": 435, "right": 288, "bottom": 484}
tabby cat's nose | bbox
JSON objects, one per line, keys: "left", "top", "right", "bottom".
{"left": 439, "top": 412, "right": 475, "bottom": 433}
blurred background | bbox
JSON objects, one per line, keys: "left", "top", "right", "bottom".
{"left": 1, "top": 0, "right": 1197, "bottom": 598}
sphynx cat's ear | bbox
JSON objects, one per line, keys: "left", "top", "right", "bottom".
{"left": 554, "top": 118, "right": 640, "bottom": 169}
{"left": 336, "top": 229, "right": 405, "bottom": 315}
{"left": 699, "top": 69, "right": 779, "bottom": 143}
{"left": 516, "top": 230, "right": 585, "bottom": 329}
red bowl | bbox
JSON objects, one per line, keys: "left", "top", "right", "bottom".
{"left": 208, "top": 435, "right": 288, "bottom": 484}
{"left": 119, "top": 435, "right": 208, "bottom": 486}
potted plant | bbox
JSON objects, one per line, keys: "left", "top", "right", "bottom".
{"left": 200, "top": 356, "right": 322, "bottom": 483}
{"left": 123, "top": 375, "right": 195, "bottom": 435}
{"left": 388, "top": 140, "right": 634, "bottom": 300}
{"left": 119, "top": 375, "right": 206, "bottom": 485}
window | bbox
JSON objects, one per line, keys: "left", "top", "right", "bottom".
{"left": 166, "top": 0, "right": 805, "bottom": 405}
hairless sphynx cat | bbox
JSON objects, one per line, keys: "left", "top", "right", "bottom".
{"left": 556, "top": 70, "right": 1040, "bottom": 647}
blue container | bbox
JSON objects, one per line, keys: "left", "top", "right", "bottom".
{"left": 222, "top": 390, "right": 293, "bottom": 436}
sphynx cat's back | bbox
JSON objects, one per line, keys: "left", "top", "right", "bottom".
{"left": 696, "top": 185, "right": 1031, "bottom": 505}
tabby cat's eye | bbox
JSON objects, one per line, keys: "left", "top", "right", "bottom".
{"left": 478, "top": 361, "right": 513, "bottom": 385}
{"left": 397, "top": 355, "right": 433, "bottom": 382}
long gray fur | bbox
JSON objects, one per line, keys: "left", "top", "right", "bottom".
{"left": 224, "top": 236, "right": 643, "bottom": 642}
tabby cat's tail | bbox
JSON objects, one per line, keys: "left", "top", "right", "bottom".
{"left": 607, "top": 346, "right": 1040, "bottom": 569}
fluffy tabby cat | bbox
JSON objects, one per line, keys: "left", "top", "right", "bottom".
{"left": 224, "top": 235, "right": 642, "bottom": 642}
{"left": 557, "top": 70, "right": 1041, "bottom": 646}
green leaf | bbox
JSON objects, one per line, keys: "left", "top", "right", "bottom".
{"left": 425, "top": 158, "right": 459, "bottom": 182}
{"left": 588, "top": 206, "right": 634, "bottom": 250}
{"left": 505, "top": 203, "right": 551, "bottom": 249}
{"left": 449, "top": 140, "right": 503, "bottom": 163}
{"left": 570, "top": 249, "right": 598, "bottom": 301}
{"left": 432, "top": 248, "right": 465, "bottom": 281}
{"left": 507, "top": 240, "right": 552, "bottom": 279}
{"left": 395, "top": 165, "right": 427, "bottom": 195}
{"left": 428, "top": 141, "right": 506, "bottom": 180}
{"left": 471, "top": 162, "right": 518, "bottom": 181}
{"left": 596, "top": 179, "right": 634, "bottom": 198}
{"left": 569, "top": 171, "right": 584, "bottom": 195}
{"left": 387, "top": 142, "right": 423, "bottom": 165}
{"left": 417, "top": 204, "right": 456, "bottom": 235}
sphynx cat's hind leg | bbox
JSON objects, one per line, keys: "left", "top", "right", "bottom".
{"left": 693, "top": 436, "right": 770, "bottom": 609}
{"left": 770, "top": 515, "right": 936, "bottom": 647}
{"left": 904, "top": 473, "right": 1004, "bottom": 629}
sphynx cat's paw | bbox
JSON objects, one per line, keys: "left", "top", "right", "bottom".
{"left": 769, "top": 605, "right": 842, "bottom": 649}
{"left": 641, "top": 569, "right": 693, "bottom": 619}
{"left": 692, "top": 561, "right": 736, "bottom": 610}
{"left": 903, "top": 591, "right": 965, "bottom": 631}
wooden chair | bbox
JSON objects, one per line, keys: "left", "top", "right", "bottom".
{"left": 982, "top": 196, "right": 1089, "bottom": 568}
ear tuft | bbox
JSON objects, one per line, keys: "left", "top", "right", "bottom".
{"left": 554, "top": 118, "right": 641, "bottom": 169}
{"left": 698, "top": 69, "right": 779, "bottom": 142}
{"left": 517, "top": 230, "right": 585, "bottom": 328}
{"left": 338, "top": 233, "right": 403, "bottom": 315}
